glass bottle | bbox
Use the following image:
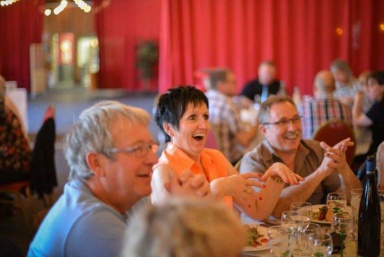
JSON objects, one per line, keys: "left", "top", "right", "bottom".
{"left": 358, "top": 155, "right": 381, "bottom": 257}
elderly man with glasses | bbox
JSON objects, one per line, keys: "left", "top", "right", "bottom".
{"left": 28, "top": 101, "right": 210, "bottom": 257}
{"left": 239, "top": 95, "right": 361, "bottom": 220}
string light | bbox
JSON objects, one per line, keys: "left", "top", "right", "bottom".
{"left": 74, "top": 0, "right": 91, "bottom": 13}
{"left": 53, "top": 0, "right": 67, "bottom": 15}
{"left": 336, "top": 27, "right": 343, "bottom": 36}
{"left": 44, "top": 0, "right": 96, "bottom": 16}
{"left": 0, "top": 0, "right": 19, "bottom": 6}
{"left": 379, "top": 23, "right": 384, "bottom": 32}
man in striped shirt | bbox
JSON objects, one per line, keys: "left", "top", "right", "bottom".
{"left": 299, "top": 70, "right": 352, "bottom": 139}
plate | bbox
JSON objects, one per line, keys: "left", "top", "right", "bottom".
{"left": 311, "top": 204, "right": 352, "bottom": 224}
{"left": 243, "top": 225, "right": 270, "bottom": 252}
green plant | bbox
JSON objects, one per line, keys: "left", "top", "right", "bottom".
{"left": 136, "top": 40, "right": 159, "bottom": 79}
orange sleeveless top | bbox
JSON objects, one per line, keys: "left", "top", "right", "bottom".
{"left": 153, "top": 143, "right": 233, "bottom": 207}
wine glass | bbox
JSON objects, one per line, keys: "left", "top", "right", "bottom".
{"left": 327, "top": 192, "right": 347, "bottom": 214}
{"left": 290, "top": 202, "right": 312, "bottom": 231}
{"left": 281, "top": 211, "right": 298, "bottom": 231}
{"left": 297, "top": 223, "right": 321, "bottom": 256}
{"left": 267, "top": 225, "right": 294, "bottom": 257}
{"left": 331, "top": 212, "right": 353, "bottom": 257}
{"left": 289, "top": 203, "right": 312, "bottom": 256}
{"left": 309, "top": 233, "right": 333, "bottom": 257}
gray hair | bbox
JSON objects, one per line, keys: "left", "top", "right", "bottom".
{"left": 121, "top": 198, "right": 246, "bottom": 257}
{"left": 208, "top": 68, "right": 231, "bottom": 90}
{"left": 258, "top": 95, "right": 296, "bottom": 124}
{"left": 64, "top": 100, "right": 150, "bottom": 180}
{"left": 330, "top": 59, "right": 354, "bottom": 81}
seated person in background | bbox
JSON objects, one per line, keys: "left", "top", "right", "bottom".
{"left": 300, "top": 70, "right": 352, "bottom": 139}
{"left": 353, "top": 71, "right": 384, "bottom": 161}
{"left": 0, "top": 76, "right": 31, "bottom": 185}
{"left": 28, "top": 101, "right": 210, "bottom": 257}
{"left": 151, "top": 86, "right": 303, "bottom": 221}
{"left": 241, "top": 60, "right": 286, "bottom": 104}
{"left": 354, "top": 71, "right": 373, "bottom": 157}
{"left": 205, "top": 68, "right": 258, "bottom": 165}
{"left": 330, "top": 59, "right": 360, "bottom": 107}
{"left": 0, "top": 75, "right": 28, "bottom": 142}
{"left": 377, "top": 142, "right": 384, "bottom": 189}
{"left": 121, "top": 198, "right": 246, "bottom": 257}
{"left": 239, "top": 95, "right": 361, "bottom": 219}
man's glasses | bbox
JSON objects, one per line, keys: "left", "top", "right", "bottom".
{"left": 262, "top": 115, "right": 302, "bottom": 127}
{"left": 105, "top": 141, "right": 159, "bottom": 158}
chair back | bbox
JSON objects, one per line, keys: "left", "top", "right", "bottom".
{"left": 312, "top": 119, "right": 356, "bottom": 165}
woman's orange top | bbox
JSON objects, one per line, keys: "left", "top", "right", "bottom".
{"left": 153, "top": 142, "right": 233, "bottom": 207}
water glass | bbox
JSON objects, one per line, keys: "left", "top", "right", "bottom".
{"left": 296, "top": 223, "right": 321, "bottom": 256}
{"left": 290, "top": 202, "right": 312, "bottom": 232}
{"left": 268, "top": 225, "right": 294, "bottom": 257}
{"left": 327, "top": 192, "right": 347, "bottom": 214}
{"left": 309, "top": 233, "right": 333, "bottom": 257}
{"left": 281, "top": 211, "right": 298, "bottom": 231}
{"left": 351, "top": 188, "right": 363, "bottom": 235}
{"left": 331, "top": 212, "right": 353, "bottom": 257}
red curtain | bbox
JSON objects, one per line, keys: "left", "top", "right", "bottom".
{"left": 159, "top": 0, "right": 384, "bottom": 95}
{"left": 94, "top": 0, "right": 161, "bottom": 92}
{"left": 0, "top": 0, "right": 44, "bottom": 91}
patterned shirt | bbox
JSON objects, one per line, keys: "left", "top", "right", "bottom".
{"left": 240, "top": 139, "right": 341, "bottom": 204}
{"left": 0, "top": 100, "right": 31, "bottom": 174}
{"left": 205, "top": 90, "right": 244, "bottom": 163}
{"left": 299, "top": 94, "right": 352, "bottom": 139}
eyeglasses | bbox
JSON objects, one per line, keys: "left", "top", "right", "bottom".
{"left": 105, "top": 141, "right": 159, "bottom": 158}
{"left": 262, "top": 115, "right": 302, "bottom": 127}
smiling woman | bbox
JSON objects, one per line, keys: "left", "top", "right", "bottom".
{"left": 151, "top": 85, "right": 304, "bottom": 221}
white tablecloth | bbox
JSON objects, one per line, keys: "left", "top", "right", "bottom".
{"left": 6, "top": 88, "right": 28, "bottom": 132}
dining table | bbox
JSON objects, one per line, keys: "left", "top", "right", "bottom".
{"left": 241, "top": 218, "right": 357, "bottom": 257}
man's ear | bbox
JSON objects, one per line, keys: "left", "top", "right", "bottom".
{"left": 259, "top": 124, "right": 268, "bottom": 136}
{"left": 86, "top": 152, "right": 106, "bottom": 177}
{"left": 163, "top": 122, "right": 174, "bottom": 137}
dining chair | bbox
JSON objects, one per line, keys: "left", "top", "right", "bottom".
{"left": 0, "top": 180, "right": 35, "bottom": 234}
{"left": 312, "top": 119, "right": 356, "bottom": 166}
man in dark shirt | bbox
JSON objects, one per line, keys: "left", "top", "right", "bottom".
{"left": 353, "top": 71, "right": 384, "bottom": 158}
{"left": 241, "top": 60, "right": 286, "bottom": 103}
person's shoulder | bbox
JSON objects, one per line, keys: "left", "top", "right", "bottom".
{"left": 300, "top": 139, "right": 323, "bottom": 154}
{"left": 242, "top": 78, "right": 261, "bottom": 89}
{"left": 242, "top": 142, "right": 268, "bottom": 162}
{"left": 203, "top": 148, "right": 227, "bottom": 160}
{"left": 301, "top": 139, "right": 321, "bottom": 147}
{"left": 239, "top": 143, "right": 269, "bottom": 173}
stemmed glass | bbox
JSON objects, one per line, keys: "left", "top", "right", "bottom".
{"left": 327, "top": 192, "right": 347, "bottom": 214}
{"left": 309, "top": 233, "right": 333, "bottom": 257}
{"left": 290, "top": 202, "right": 312, "bottom": 256}
{"left": 290, "top": 202, "right": 312, "bottom": 232}
{"left": 331, "top": 212, "right": 353, "bottom": 257}
{"left": 297, "top": 223, "right": 321, "bottom": 256}
{"left": 281, "top": 211, "right": 298, "bottom": 231}
{"left": 268, "top": 225, "right": 294, "bottom": 257}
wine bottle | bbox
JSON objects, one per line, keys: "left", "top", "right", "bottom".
{"left": 358, "top": 155, "right": 381, "bottom": 257}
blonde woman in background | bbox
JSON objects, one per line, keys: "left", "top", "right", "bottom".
{"left": 330, "top": 59, "right": 360, "bottom": 107}
{"left": 121, "top": 198, "right": 246, "bottom": 257}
